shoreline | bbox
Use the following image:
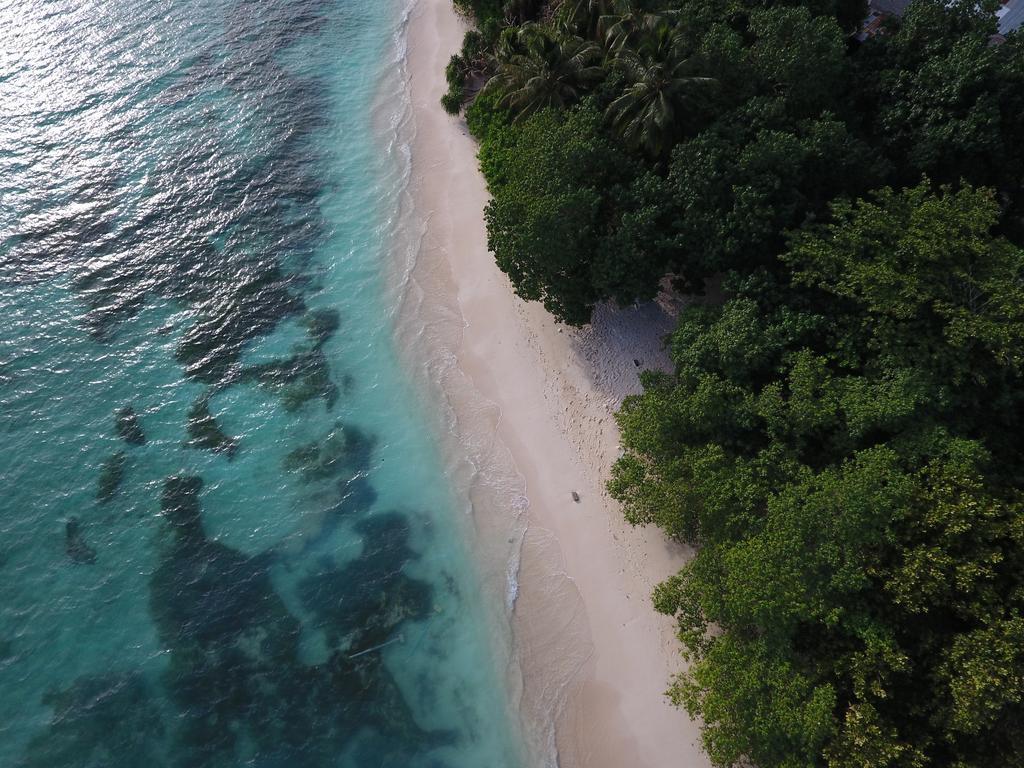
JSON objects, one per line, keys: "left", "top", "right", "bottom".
{"left": 399, "top": 1, "right": 712, "bottom": 765}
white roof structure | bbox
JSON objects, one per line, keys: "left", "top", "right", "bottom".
{"left": 997, "top": 0, "right": 1024, "bottom": 34}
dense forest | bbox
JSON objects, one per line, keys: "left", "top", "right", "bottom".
{"left": 444, "top": 0, "right": 1024, "bottom": 765}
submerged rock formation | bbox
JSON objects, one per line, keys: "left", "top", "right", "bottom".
{"left": 238, "top": 345, "right": 338, "bottom": 412}
{"left": 18, "top": 673, "right": 168, "bottom": 768}
{"left": 65, "top": 518, "right": 96, "bottom": 565}
{"left": 148, "top": 476, "right": 447, "bottom": 766}
{"left": 114, "top": 407, "right": 146, "bottom": 446}
{"left": 282, "top": 421, "right": 375, "bottom": 482}
{"left": 298, "top": 512, "right": 433, "bottom": 653}
{"left": 234, "top": 307, "right": 344, "bottom": 413}
{"left": 334, "top": 476, "right": 378, "bottom": 518}
{"left": 96, "top": 450, "right": 127, "bottom": 503}
{"left": 302, "top": 307, "right": 340, "bottom": 348}
{"left": 184, "top": 396, "right": 239, "bottom": 459}
{"left": 173, "top": 267, "right": 306, "bottom": 385}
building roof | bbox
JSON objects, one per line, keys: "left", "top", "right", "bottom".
{"left": 998, "top": 0, "right": 1024, "bottom": 34}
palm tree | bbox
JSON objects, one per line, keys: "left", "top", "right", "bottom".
{"left": 605, "top": 24, "right": 713, "bottom": 157}
{"left": 484, "top": 25, "right": 604, "bottom": 120}
{"left": 600, "top": 7, "right": 666, "bottom": 52}
{"left": 557, "top": 0, "right": 628, "bottom": 40}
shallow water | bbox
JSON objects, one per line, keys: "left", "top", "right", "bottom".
{"left": 0, "top": 1, "right": 523, "bottom": 765}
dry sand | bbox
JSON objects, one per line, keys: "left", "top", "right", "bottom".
{"left": 400, "top": 1, "right": 712, "bottom": 765}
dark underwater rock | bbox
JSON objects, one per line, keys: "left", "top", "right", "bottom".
{"left": 151, "top": 475, "right": 318, "bottom": 761}
{"left": 97, "top": 450, "right": 127, "bottom": 503}
{"left": 4, "top": 10, "right": 464, "bottom": 759}
{"left": 299, "top": 512, "right": 432, "bottom": 653}
{"left": 324, "top": 648, "right": 456, "bottom": 757}
{"left": 308, "top": 529, "right": 454, "bottom": 758}
{"left": 282, "top": 421, "right": 374, "bottom": 482}
{"left": 336, "top": 476, "right": 378, "bottom": 516}
{"left": 65, "top": 518, "right": 96, "bottom": 565}
{"left": 115, "top": 407, "right": 146, "bottom": 445}
{"left": 294, "top": 477, "right": 380, "bottom": 558}
{"left": 302, "top": 307, "right": 340, "bottom": 348}
{"left": 281, "top": 357, "right": 338, "bottom": 412}
{"left": 149, "top": 475, "right": 445, "bottom": 764}
{"left": 153, "top": 519, "right": 298, "bottom": 654}
{"left": 174, "top": 267, "right": 305, "bottom": 384}
{"left": 83, "top": 290, "right": 147, "bottom": 341}
{"left": 18, "top": 673, "right": 168, "bottom": 768}
{"left": 238, "top": 346, "right": 338, "bottom": 412}
{"left": 160, "top": 475, "right": 206, "bottom": 541}
{"left": 185, "top": 396, "right": 239, "bottom": 459}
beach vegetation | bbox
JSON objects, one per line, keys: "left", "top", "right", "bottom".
{"left": 446, "top": 0, "right": 1024, "bottom": 763}
{"left": 481, "top": 104, "right": 673, "bottom": 322}
{"left": 605, "top": 20, "right": 714, "bottom": 157}
{"left": 484, "top": 25, "right": 604, "bottom": 119}
{"left": 611, "top": 185, "right": 1024, "bottom": 766}
{"left": 447, "top": 0, "right": 1024, "bottom": 325}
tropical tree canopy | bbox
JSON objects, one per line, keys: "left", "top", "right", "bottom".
{"left": 611, "top": 185, "right": 1024, "bottom": 767}
{"left": 605, "top": 21, "right": 714, "bottom": 157}
{"left": 483, "top": 25, "right": 604, "bottom": 120}
{"left": 443, "top": 3, "right": 1024, "bottom": 763}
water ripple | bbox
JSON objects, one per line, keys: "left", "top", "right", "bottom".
{"left": 0, "top": 1, "right": 522, "bottom": 766}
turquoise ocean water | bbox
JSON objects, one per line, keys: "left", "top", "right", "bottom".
{"left": 0, "top": 0, "right": 523, "bottom": 765}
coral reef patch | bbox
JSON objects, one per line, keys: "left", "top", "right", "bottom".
{"left": 146, "top": 476, "right": 449, "bottom": 766}
{"left": 299, "top": 512, "right": 433, "bottom": 653}
{"left": 238, "top": 346, "right": 339, "bottom": 412}
{"left": 184, "top": 396, "right": 240, "bottom": 459}
{"left": 17, "top": 674, "right": 168, "bottom": 768}
{"left": 97, "top": 450, "right": 127, "bottom": 503}
{"left": 65, "top": 519, "right": 96, "bottom": 565}
{"left": 114, "top": 407, "right": 145, "bottom": 446}
{"left": 283, "top": 421, "right": 375, "bottom": 482}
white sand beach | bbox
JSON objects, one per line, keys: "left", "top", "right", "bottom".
{"left": 401, "top": 1, "right": 712, "bottom": 765}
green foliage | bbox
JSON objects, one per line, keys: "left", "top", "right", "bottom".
{"left": 858, "top": 0, "right": 1024, "bottom": 206}
{"left": 445, "top": 3, "right": 1024, "bottom": 762}
{"left": 465, "top": 85, "right": 511, "bottom": 140}
{"left": 441, "top": 30, "right": 492, "bottom": 115}
{"left": 747, "top": 6, "right": 848, "bottom": 117}
{"left": 678, "top": 633, "right": 838, "bottom": 767}
{"left": 444, "top": 54, "right": 466, "bottom": 114}
{"left": 667, "top": 99, "right": 887, "bottom": 276}
{"left": 481, "top": 104, "right": 640, "bottom": 323}
{"left": 558, "top": 0, "right": 632, "bottom": 39}
{"left": 483, "top": 25, "right": 604, "bottom": 120}
{"left": 785, "top": 184, "right": 1024, "bottom": 378}
{"left": 452, "top": 0, "right": 503, "bottom": 25}
{"left": 451, "top": 0, "right": 1024, "bottom": 322}
{"left": 613, "top": 185, "right": 1024, "bottom": 766}
{"left": 605, "top": 21, "right": 715, "bottom": 157}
